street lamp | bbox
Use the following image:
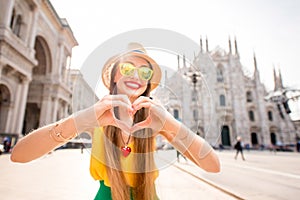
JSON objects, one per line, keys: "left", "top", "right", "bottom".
{"left": 184, "top": 69, "right": 201, "bottom": 90}
{"left": 184, "top": 70, "right": 202, "bottom": 135}
{"left": 192, "top": 73, "right": 200, "bottom": 89}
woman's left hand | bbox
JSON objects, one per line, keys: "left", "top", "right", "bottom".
{"left": 131, "top": 96, "right": 173, "bottom": 133}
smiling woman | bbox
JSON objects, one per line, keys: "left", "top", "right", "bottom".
{"left": 10, "top": 42, "right": 220, "bottom": 200}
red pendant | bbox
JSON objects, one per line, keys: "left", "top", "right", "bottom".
{"left": 121, "top": 146, "right": 131, "bottom": 157}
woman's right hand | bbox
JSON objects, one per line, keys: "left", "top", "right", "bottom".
{"left": 73, "top": 94, "right": 134, "bottom": 133}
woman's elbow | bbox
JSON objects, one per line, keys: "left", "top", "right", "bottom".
{"left": 201, "top": 154, "right": 221, "bottom": 173}
{"left": 205, "top": 161, "right": 221, "bottom": 173}
{"left": 10, "top": 147, "right": 31, "bottom": 163}
{"left": 10, "top": 150, "right": 22, "bottom": 163}
{"left": 10, "top": 154, "right": 21, "bottom": 163}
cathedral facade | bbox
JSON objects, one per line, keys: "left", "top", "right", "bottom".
{"left": 155, "top": 38, "right": 297, "bottom": 149}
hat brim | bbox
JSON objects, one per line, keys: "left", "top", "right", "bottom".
{"left": 102, "top": 51, "right": 161, "bottom": 92}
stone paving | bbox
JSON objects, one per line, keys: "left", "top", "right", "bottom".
{"left": 0, "top": 149, "right": 234, "bottom": 200}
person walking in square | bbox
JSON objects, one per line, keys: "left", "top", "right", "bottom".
{"left": 234, "top": 136, "right": 245, "bottom": 161}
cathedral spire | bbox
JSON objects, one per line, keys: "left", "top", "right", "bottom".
{"left": 200, "top": 36, "right": 203, "bottom": 53}
{"left": 253, "top": 52, "right": 260, "bottom": 82}
{"left": 278, "top": 67, "right": 284, "bottom": 89}
{"left": 273, "top": 65, "right": 284, "bottom": 90}
{"left": 273, "top": 65, "right": 279, "bottom": 91}
{"left": 206, "top": 36, "right": 209, "bottom": 52}
{"left": 183, "top": 54, "right": 187, "bottom": 68}
{"left": 177, "top": 54, "right": 180, "bottom": 70}
{"left": 273, "top": 65, "right": 277, "bottom": 89}
{"left": 234, "top": 36, "right": 239, "bottom": 56}
{"left": 228, "top": 36, "right": 232, "bottom": 54}
{"left": 253, "top": 52, "right": 257, "bottom": 71}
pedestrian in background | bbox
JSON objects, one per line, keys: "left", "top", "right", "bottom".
{"left": 3, "top": 137, "right": 11, "bottom": 153}
{"left": 176, "top": 150, "right": 187, "bottom": 163}
{"left": 234, "top": 136, "right": 245, "bottom": 161}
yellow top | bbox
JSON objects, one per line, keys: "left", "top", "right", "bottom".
{"left": 89, "top": 127, "right": 159, "bottom": 187}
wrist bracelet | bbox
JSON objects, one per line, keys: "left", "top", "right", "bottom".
{"left": 170, "top": 127, "right": 196, "bottom": 153}
{"left": 49, "top": 124, "right": 77, "bottom": 143}
{"left": 170, "top": 125, "right": 213, "bottom": 160}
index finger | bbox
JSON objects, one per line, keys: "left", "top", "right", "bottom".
{"left": 132, "top": 96, "right": 153, "bottom": 108}
{"left": 102, "top": 94, "right": 132, "bottom": 106}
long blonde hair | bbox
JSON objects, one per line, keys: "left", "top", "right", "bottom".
{"left": 103, "top": 60, "right": 157, "bottom": 200}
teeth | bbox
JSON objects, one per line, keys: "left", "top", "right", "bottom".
{"left": 126, "top": 82, "right": 139, "bottom": 89}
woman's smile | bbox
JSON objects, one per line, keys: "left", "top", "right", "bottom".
{"left": 124, "top": 81, "right": 142, "bottom": 90}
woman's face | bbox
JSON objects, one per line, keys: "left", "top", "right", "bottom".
{"left": 114, "top": 56, "right": 152, "bottom": 100}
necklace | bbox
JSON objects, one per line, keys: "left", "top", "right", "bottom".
{"left": 120, "top": 133, "right": 131, "bottom": 157}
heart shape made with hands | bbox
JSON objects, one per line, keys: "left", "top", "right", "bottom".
{"left": 111, "top": 98, "right": 166, "bottom": 135}
{"left": 112, "top": 105, "right": 142, "bottom": 132}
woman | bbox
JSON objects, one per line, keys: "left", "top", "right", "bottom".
{"left": 11, "top": 43, "right": 220, "bottom": 200}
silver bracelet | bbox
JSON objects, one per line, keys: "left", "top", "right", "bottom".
{"left": 49, "top": 124, "right": 77, "bottom": 143}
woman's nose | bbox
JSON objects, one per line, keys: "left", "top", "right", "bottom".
{"left": 132, "top": 69, "right": 139, "bottom": 79}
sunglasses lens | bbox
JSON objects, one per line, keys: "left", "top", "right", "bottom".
{"left": 139, "top": 67, "right": 153, "bottom": 81}
{"left": 120, "top": 63, "right": 153, "bottom": 81}
{"left": 120, "top": 63, "right": 135, "bottom": 76}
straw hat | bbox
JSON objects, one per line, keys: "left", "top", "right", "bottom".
{"left": 101, "top": 42, "right": 161, "bottom": 91}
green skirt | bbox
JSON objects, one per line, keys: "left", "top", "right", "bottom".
{"left": 94, "top": 181, "right": 159, "bottom": 200}
{"left": 94, "top": 181, "right": 133, "bottom": 200}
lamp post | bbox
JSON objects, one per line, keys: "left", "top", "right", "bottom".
{"left": 192, "top": 73, "right": 200, "bottom": 90}
{"left": 184, "top": 70, "right": 201, "bottom": 135}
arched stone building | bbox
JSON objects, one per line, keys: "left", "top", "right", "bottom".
{"left": 0, "top": 0, "right": 77, "bottom": 145}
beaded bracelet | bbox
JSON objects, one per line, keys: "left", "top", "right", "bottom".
{"left": 49, "top": 124, "right": 77, "bottom": 143}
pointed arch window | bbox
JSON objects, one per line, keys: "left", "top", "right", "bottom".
{"left": 268, "top": 111, "right": 273, "bottom": 121}
{"left": 173, "top": 109, "right": 179, "bottom": 120}
{"left": 10, "top": 9, "right": 16, "bottom": 29}
{"left": 246, "top": 91, "right": 253, "bottom": 102}
{"left": 10, "top": 10, "right": 22, "bottom": 37}
{"left": 220, "top": 94, "right": 226, "bottom": 106}
{"left": 193, "top": 109, "right": 198, "bottom": 121}
{"left": 217, "top": 66, "right": 224, "bottom": 82}
{"left": 14, "top": 15, "right": 22, "bottom": 37}
{"left": 248, "top": 110, "right": 255, "bottom": 121}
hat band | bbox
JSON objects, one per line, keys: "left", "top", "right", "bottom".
{"left": 132, "top": 49, "right": 145, "bottom": 54}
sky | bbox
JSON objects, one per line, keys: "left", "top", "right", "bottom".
{"left": 50, "top": 0, "right": 300, "bottom": 118}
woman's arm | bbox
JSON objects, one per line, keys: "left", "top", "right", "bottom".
{"left": 159, "top": 118, "right": 220, "bottom": 173}
{"left": 10, "top": 116, "right": 77, "bottom": 163}
{"left": 131, "top": 96, "right": 220, "bottom": 173}
{"left": 11, "top": 94, "right": 133, "bottom": 163}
